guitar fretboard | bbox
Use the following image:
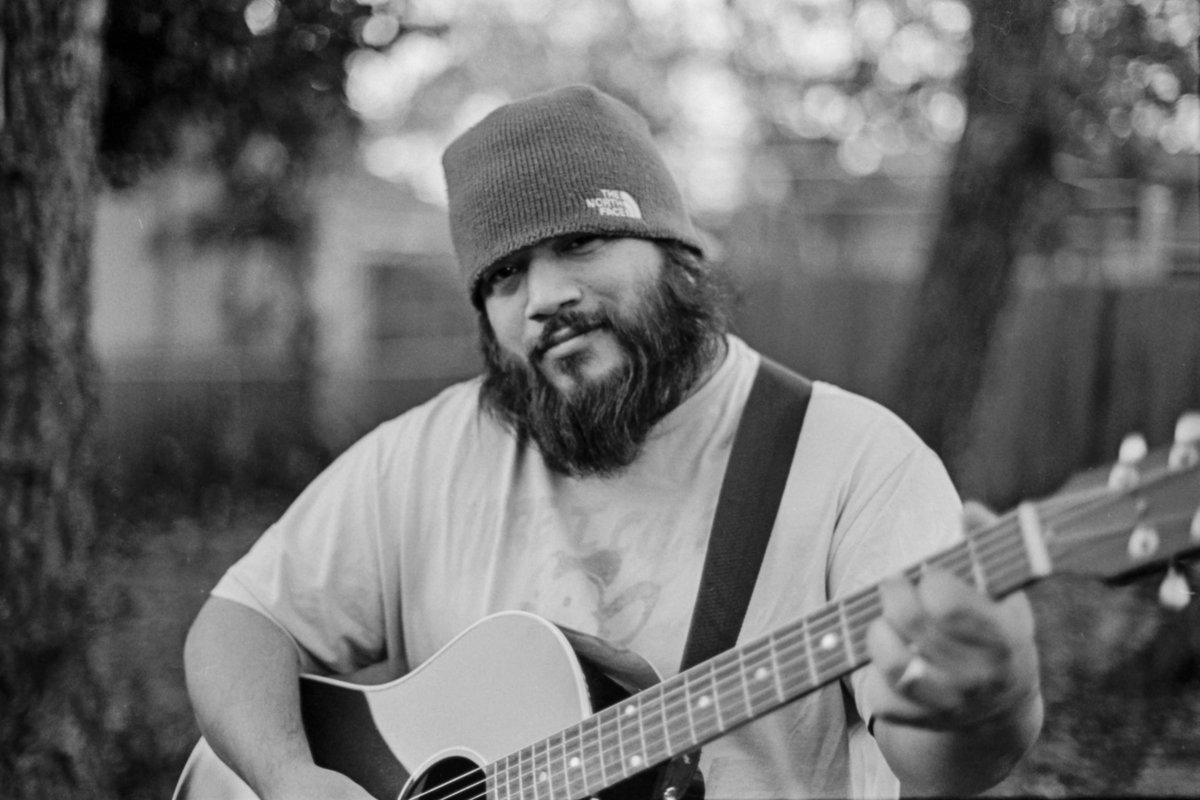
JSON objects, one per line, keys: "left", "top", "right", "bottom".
{"left": 483, "top": 507, "right": 1047, "bottom": 800}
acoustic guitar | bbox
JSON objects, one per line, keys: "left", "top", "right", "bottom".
{"left": 174, "top": 416, "right": 1200, "bottom": 800}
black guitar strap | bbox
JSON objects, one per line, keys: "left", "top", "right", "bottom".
{"left": 655, "top": 356, "right": 812, "bottom": 800}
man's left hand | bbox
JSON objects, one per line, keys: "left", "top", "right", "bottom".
{"left": 864, "top": 566, "right": 1040, "bottom": 732}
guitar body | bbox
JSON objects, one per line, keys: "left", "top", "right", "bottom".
{"left": 173, "top": 611, "right": 674, "bottom": 800}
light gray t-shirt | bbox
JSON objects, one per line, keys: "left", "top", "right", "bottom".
{"left": 214, "top": 335, "right": 962, "bottom": 798}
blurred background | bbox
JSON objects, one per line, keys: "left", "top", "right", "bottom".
{"left": 2, "top": 0, "right": 1198, "bottom": 797}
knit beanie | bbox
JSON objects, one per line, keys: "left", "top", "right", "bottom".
{"left": 442, "top": 84, "right": 704, "bottom": 305}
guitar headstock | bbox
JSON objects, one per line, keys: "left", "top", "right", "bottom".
{"left": 1036, "top": 412, "right": 1200, "bottom": 604}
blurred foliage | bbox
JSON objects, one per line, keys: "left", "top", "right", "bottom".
{"left": 1052, "top": 0, "right": 1199, "bottom": 178}
{"left": 101, "top": 0, "right": 403, "bottom": 192}
{"left": 346, "top": 0, "right": 1197, "bottom": 215}
{"left": 98, "top": 0, "right": 425, "bottom": 391}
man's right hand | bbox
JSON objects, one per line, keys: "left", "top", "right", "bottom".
{"left": 262, "top": 765, "right": 375, "bottom": 800}
{"left": 185, "top": 599, "right": 377, "bottom": 800}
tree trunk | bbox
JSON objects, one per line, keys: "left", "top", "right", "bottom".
{"left": 0, "top": 0, "right": 114, "bottom": 795}
{"left": 893, "top": 0, "right": 1061, "bottom": 474}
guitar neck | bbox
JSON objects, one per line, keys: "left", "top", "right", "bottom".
{"left": 486, "top": 504, "right": 1053, "bottom": 800}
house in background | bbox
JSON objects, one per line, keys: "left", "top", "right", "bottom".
{"left": 90, "top": 145, "right": 1199, "bottom": 489}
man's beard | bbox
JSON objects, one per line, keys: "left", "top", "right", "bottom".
{"left": 478, "top": 253, "right": 728, "bottom": 478}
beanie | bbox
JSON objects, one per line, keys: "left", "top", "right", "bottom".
{"left": 442, "top": 84, "right": 703, "bottom": 305}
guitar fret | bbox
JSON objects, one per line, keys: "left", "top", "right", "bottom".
{"left": 486, "top": 760, "right": 503, "bottom": 800}
{"left": 655, "top": 683, "right": 673, "bottom": 762}
{"left": 625, "top": 692, "right": 648, "bottom": 775}
{"left": 527, "top": 746, "right": 539, "bottom": 800}
{"left": 735, "top": 647, "right": 755, "bottom": 722}
{"left": 849, "top": 591, "right": 877, "bottom": 662}
{"left": 809, "top": 609, "right": 844, "bottom": 686}
{"left": 579, "top": 713, "right": 602, "bottom": 793}
{"left": 797, "top": 620, "right": 818, "bottom": 694}
{"left": 564, "top": 722, "right": 586, "bottom": 798}
{"left": 680, "top": 669, "right": 697, "bottom": 746}
{"left": 549, "top": 730, "right": 568, "bottom": 799}
{"left": 606, "top": 703, "right": 626, "bottom": 781}
{"left": 510, "top": 759, "right": 522, "bottom": 800}
{"left": 767, "top": 631, "right": 787, "bottom": 703}
{"left": 539, "top": 737, "right": 552, "bottom": 800}
{"left": 741, "top": 638, "right": 779, "bottom": 715}
{"left": 709, "top": 654, "right": 733, "bottom": 730}
{"left": 593, "top": 706, "right": 608, "bottom": 788}
{"left": 771, "top": 623, "right": 808, "bottom": 696}
{"left": 509, "top": 752, "right": 523, "bottom": 800}
{"left": 836, "top": 601, "right": 856, "bottom": 666}
{"left": 690, "top": 660, "right": 720, "bottom": 738}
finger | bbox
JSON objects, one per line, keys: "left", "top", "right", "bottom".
{"left": 915, "top": 570, "right": 1035, "bottom": 667}
{"left": 911, "top": 570, "right": 1005, "bottom": 661}
{"left": 866, "top": 612, "right": 913, "bottom": 681}
{"left": 876, "top": 574, "right": 927, "bottom": 646}
{"left": 862, "top": 658, "right": 960, "bottom": 730}
{"left": 867, "top": 614, "right": 960, "bottom": 714}
{"left": 962, "top": 499, "right": 998, "bottom": 533}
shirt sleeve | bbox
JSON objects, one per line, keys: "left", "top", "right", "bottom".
{"left": 211, "top": 430, "right": 393, "bottom": 675}
{"left": 827, "top": 435, "right": 964, "bottom": 727}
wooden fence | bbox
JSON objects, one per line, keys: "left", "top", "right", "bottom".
{"left": 97, "top": 275, "right": 1200, "bottom": 509}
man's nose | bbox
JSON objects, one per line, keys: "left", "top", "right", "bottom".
{"left": 525, "top": 256, "right": 582, "bottom": 321}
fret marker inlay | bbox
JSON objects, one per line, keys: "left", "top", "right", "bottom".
{"left": 696, "top": 695, "right": 712, "bottom": 709}
{"left": 629, "top": 755, "right": 644, "bottom": 768}
{"left": 538, "top": 772, "right": 548, "bottom": 783}
{"left": 569, "top": 756, "right": 581, "bottom": 769}
{"left": 624, "top": 705, "right": 636, "bottom": 716}
{"left": 754, "top": 666, "right": 770, "bottom": 681}
{"left": 820, "top": 632, "right": 839, "bottom": 651}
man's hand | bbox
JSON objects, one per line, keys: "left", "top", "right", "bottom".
{"left": 861, "top": 501, "right": 1043, "bottom": 795}
{"left": 261, "top": 765, "right": 375, "bottom": 800}
{"left": 864, "top": 567, "right": 1040, "bottom": 731}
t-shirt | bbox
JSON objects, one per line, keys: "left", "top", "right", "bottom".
{"left": 213, "top": 334, "right": 963, "bottom": 798}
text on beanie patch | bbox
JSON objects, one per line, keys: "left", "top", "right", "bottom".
{"left": 585, "top": 189, "right": 643, "bottom": 220}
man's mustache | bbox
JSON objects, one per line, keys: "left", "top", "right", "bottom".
{"left": 529, "top": 310, "right": 611, "bottom": 362}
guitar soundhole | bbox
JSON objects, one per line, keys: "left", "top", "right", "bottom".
{"left": 403, "top": 756, "right": 483, "bottom": 800}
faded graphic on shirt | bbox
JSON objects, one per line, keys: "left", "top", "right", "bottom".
{"left": 521, "top": 547, "right": 662, "bottom": 646}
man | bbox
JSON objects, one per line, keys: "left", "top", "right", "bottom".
{"left": 184, "top": 85, "right": 1042, "bottom": 799}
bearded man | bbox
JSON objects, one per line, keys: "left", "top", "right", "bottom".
{"left": 183, "top": 85, "right": 1042, "bottom": 800}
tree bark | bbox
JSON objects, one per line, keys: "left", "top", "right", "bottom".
{"left": 893, "top": 0, "right": 1061, "bottom": 473}
{"left": 0, "top": 0, "right": 113, "bottom": 795}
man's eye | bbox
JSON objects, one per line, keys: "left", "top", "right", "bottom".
{"left": 485, "top": 262, "right": 522, "bottom": 290}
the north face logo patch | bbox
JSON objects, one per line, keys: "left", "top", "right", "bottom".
{"left": 585, "top": 189, "right": 643, "bottom": 220}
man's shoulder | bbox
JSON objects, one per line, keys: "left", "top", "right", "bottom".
{"left": 805, "top": 381, "right": 931, "bottom": 456}
{"left": 349, "top": 376, "right": 495, "bottom": 457}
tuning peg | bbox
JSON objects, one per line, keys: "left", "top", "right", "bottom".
{"left": 1169, "top": 411, "right": 1200, "bottom": 470}
{"left": 1159, "top": 563, "right": 1192, "bottom": 610}
{"left": 1109, "top": 433, "right": 1148, "bottom": 489}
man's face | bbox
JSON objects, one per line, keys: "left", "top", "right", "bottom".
{"left": 480, "top": 235, "right": 664, "bottom": 395}
{"left": 477, "top": 236, "right": 728, "bottom": 478}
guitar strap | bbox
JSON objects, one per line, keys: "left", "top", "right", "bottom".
{"left": 655, "top": 356, "right": 812, "bottom": 800}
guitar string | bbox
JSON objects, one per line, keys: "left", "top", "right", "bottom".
{"left": 459, "top": 533, "right": 1041, "bottom": 799}
{"left": 484, "top": 543, "right": 1039, "bottom": 798}
{"left": 412, "top": 486, "right": 1151, "bottom": 800}
{"left": 485, "top": 548, "right": 1043, "bottom": 799}
{"left": 490, "top": 504, "right": 1122, "bottom": 798}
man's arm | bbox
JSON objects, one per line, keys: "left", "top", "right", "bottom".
{"left": 183, "top": 597, "right": 374, "bottom": 800}
{"left": 864, "top": 570, "right": 1044, "bottom": 796}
